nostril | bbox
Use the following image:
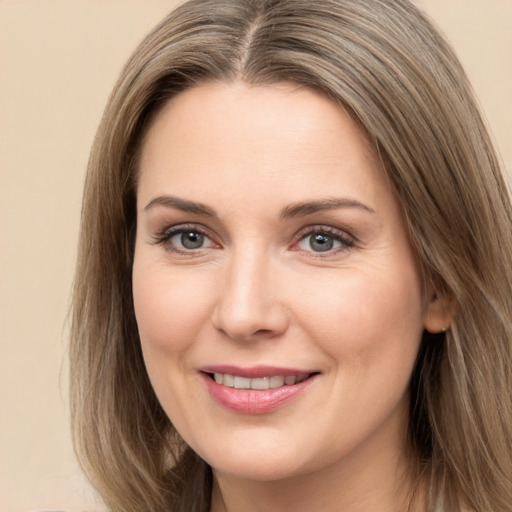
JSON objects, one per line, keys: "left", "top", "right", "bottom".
{"left": 253, "top": 328, "right": 274, "bottom": 336}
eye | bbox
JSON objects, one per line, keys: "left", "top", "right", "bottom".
{"left": 295, "top": 227, "right": 353, "bottom": 254}
{"left": 171, "top": 230, "right": 209, "bottom": 250}
{"left": 154, "top": 225, "right": 217, "bottom": 253}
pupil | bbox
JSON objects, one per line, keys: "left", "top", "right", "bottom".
{"left": 311, "top": 234, "right": 333, "bottom": 252}
{"left": 181, "top": 231, "right": 204, "bottom": 249}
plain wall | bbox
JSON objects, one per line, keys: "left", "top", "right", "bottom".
{"left": 0, "top": 1, "right": 510, "bottom": 511}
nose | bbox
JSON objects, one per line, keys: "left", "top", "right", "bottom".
{"left": 211, "top": 249, "right": 289, "bottom": 342}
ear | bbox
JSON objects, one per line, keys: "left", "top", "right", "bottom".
{"left": 423, "top": 286, "right": 456, "bottom": 333}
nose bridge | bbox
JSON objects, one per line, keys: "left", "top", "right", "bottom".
{"left": 212, "top": 243, "right": 288, "bottom": 341}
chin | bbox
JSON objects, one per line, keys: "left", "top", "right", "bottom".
{"left": 210, "top": 455, "right": 309, "bottom": 482}
{"left": 193, "top": 432, "right": 335, "bottom": 483}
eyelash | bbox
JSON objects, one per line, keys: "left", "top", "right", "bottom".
{"left": 152, "top": 223, "right": 216, "bottom": 256}
{"left": 293, "top": 225, "right": 354, "bottom": 256}
{"left": 152, "top": 223, "right": 354, "bottom": 257}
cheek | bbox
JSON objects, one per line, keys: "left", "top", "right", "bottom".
{"left": 287, "top": 262, "right": 425, "bottom": 455}
{"left": 132, "top": 260, "right": 214, "bottom": 355}
{"left": 291, "top": 262, "right": 425, "bottom": 372}
{"left": 131, "top": 258, "right": 216, "bottom": 425}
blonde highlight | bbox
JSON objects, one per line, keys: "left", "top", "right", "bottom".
{"left": 70, "top": 1, "right": 512, "bottom": 510}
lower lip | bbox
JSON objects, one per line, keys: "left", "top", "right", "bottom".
{"left": 201, "top": 373, "right": 316, "bottom": 414}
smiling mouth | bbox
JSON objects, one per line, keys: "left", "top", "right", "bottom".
{"left": 206, "top": 372, "right": 316, "bottom": 390}
{"left": 201, "top": 369, "right": 319, "bottom": 413}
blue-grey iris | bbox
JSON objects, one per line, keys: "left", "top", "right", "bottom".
{"left": 310, "top": 234, "right": 333, "bottom": 252}
{"left": 181, "top": 231, "right": 204, "bottom": 249}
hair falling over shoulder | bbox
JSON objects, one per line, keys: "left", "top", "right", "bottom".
{"left": 70, "top": 1, "right": 512, "bottom": 510}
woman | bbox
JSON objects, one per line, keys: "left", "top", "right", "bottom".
{"left": 70, "top": 0, "right": 512, "bottom": 511}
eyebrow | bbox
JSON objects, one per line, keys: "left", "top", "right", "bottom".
{"left": 280, "top": 198, "right": 375, "bottom": 218}
{"left": 144, "top": 195, "right": 217, "bottom": 217}
{"left": 144, "top": 195, "right": 375, "bottom": 218}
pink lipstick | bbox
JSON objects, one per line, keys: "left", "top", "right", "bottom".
{"left": 200, "top": 365, "right": 318, "bottom": 414}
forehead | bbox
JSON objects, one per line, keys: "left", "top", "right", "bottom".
{"left": 140, "top": 81, "right": 375, "bottom": 161}
{"left": 137, "top": 81, "right": 392, "bottom": 215}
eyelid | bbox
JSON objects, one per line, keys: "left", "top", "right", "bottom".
{"left": 150, "top": 222, "right": 354, "bottom": 257}
{"left": 291, "top": 224, "right": 355, "bottom": 254}
{"left": 151, "top": 223, "right": 220, "bottom": 253}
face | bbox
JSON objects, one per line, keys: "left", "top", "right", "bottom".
{"left": 133, "top": 82, "right": 436, "bottom": 482}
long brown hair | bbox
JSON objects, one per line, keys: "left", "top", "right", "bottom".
{"left": 70, "top": 1, "right": 512, "bottom": 510}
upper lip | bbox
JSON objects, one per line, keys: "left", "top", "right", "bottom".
{"left": 199, "top": 365, "right": 317, "bottom": 378}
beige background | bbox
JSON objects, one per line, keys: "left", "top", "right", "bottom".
{"left": 0, "top": 1, "right": 510, "bottom": 511}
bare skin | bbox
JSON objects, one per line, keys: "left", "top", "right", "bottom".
{"left": 133, "top": 81, "right": 450, "bottom": 512}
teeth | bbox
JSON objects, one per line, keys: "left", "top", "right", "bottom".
{"left": 212, "top": 373, "right": 308, "bottom": 389}
{"left": 233, "top": 376, "right": 251, "bottom": 389}
{"left": 269, "top": 375, "right": 285, "bottom": 388}
{"left": 251, "top": 377, "right": 269, "bottom": 390}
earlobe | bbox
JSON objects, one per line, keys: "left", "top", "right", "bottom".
{"left": 423, "top": 288, "right": 456, "bottom": 334}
